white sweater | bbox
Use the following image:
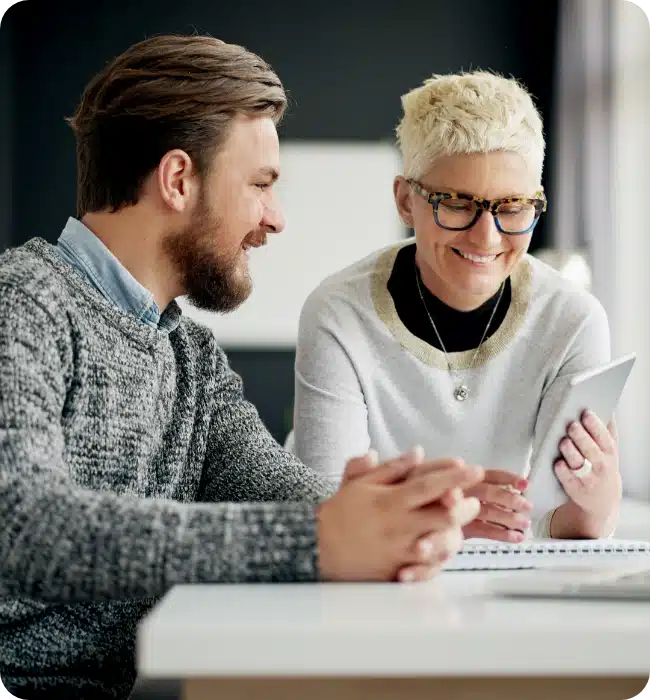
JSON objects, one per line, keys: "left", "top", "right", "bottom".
{"left": 294, "top": 239, "right": 611, "bottom": 536}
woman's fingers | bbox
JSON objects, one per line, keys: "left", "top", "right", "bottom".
{"left": 560, "top": 421, "right": 606, "bottom": 476}
{"left": 482, "top": 469, "right": 528, "bottom": 491}
{"left": 477, "top": 503, "right": 531, "bottom": 531}
{"left": 554, "top": 459, "right": 596, "bottom": 495}
{"left": 581, "top": 410, "right": 617, "bottom": 455}
{"left": 465, "top": 482, "right": 532, "bottom": 512}
{"left": 463, "top": 520, "right": 527, "bottom": 543}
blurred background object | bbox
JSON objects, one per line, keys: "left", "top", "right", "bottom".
{"left": 533, "top": 248, "right": 593, "bottom": 290}
{"left": 547, "top": 0, "right": 614, "bottom": 308}
{"left": 177, "top": 142, "right": 403, "bottom": 347}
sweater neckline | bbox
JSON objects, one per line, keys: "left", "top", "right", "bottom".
{"left": 25, "top": 238, "right": 179, "bottom": 349}
{"left": 371, "top": 238, "right": 532, "bottom": 370}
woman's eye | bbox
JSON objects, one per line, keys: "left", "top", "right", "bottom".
{"left": 256, "top": 183, "right": 270, "bottom": 191}
{"left": 442, "top": 201, "right": 472, "bottom": 212}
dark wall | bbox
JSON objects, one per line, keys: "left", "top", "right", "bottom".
{"left": 227, "top": 350, "right": 296, "bottom": 443}
{"left": 0, "top": 10, "right": 13, "bottom": 252}
{"left": 2, "top": 0, "right": 559, "bottom": 441}
{"left": 5, "top": 0, "right": 558, "bottom": 251}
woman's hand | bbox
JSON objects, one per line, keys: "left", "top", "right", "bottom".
{"left": 462, "top": 470, "right": 533, "bottom": 543}
{"left": 553, "top": 411, "right": 621, "bottom": 536}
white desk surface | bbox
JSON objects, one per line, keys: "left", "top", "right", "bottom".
{"left": 137, "top": 571, "right": 650, "bottom": 678}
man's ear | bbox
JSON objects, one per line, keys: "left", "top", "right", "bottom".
{"left": 157, "top": 149, "right": 197, "bottom": 213}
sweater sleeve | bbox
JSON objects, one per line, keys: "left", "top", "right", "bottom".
{"left": 198, "top": 341, "right": 336, "bottom": 504}
{"left": 527, "top": 298, "right": 612, "bottom": 537}
{"left": 0, "top": 287, "right": 321, "bottom": 603}
{"left": 293, "top": 289, "right": 371, "bottom": 481}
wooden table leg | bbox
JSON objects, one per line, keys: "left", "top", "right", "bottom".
{"left": 183, "top": 676, "right": 648, "bottom": 700}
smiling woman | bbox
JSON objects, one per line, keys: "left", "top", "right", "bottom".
{"left": 293, "top": 70, "right": 622, "bottom": 544}
{"left": 400, "top": 150, "right": 544, "bottom": 311}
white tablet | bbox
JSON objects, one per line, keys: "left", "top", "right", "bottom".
{"left": 533, "top": 353, "right": 636, "bottom": 478}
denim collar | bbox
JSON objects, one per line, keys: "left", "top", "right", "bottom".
{"left": 55, "top": 217, "right": 181, "bottom": 332}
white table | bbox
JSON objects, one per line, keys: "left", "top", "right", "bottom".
{"left": 137, "top": 572, "right": 650, "bottom": 700}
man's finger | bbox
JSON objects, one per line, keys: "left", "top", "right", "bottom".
{"left": 360, "top": 459, "right": 415, "bottom": 486}
{"left": 343, "top": 445, "right": 426, "bottom": 486}
{"left": 402, "top": 463, "right": 484, "bottom": 508}
{"left": 396, "top": 527, "right": 465, "bottom": 582}
{"left": 359, "top": 446, "right": 426, "bottom": 485}
{"left": 449, "top": 496, "right": 482, "bottom": 527}
{"left": 409, "top": 503, "right": 457, "bottom": 536}
{"left": 405, "top": 498, "right": 481, "bottom": 544}
{"left": 440, "top": 487, "right": 463, "bottom": 510}
{"left": 359, "top": 446, "right": 430, "bottom": 486}
{"left": 398, "top": 564, "right": 440, "bottom": 583}
{"left": 341, "top": 450, "right": 378, "bottom": 484}
{"left": 374, "top": 455, "right": 468, "bottom": 492}
{"left": 386, "top": 454, "right": 465, "bottom": 485}
{"left": 412, "top": 525, "right": 464, "bottom": 565}
{"left": 413, "top": 532, "right": 455, "bottom": 565}
{"left": 413, "top": 497, "right": 481, "bottom": 537}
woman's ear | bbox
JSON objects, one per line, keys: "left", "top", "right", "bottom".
{"left": 393, "top": 176, "right": 415, "bottom": 228}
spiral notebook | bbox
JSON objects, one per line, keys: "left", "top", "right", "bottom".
{"left": 444, "top": 539, "right": 650, "bottom": 571}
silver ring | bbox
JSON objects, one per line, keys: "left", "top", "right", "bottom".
{"left": 573, "top": 457, "right": 593, "bottom": 478}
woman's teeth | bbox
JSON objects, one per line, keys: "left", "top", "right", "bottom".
{"left": 455, "top": 249, "right": 498, "bottom": 263}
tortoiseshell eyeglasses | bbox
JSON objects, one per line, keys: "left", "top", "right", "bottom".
{"left": 408, "top": 179, "right": 547, "bottom": 235}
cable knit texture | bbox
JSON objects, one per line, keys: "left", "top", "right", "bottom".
{"left": 0, "top": 239, "right": 330, "bottom": 700}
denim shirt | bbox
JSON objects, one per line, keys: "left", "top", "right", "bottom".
{"left": 55, "top": 217, "right": 180, "bottom": 332}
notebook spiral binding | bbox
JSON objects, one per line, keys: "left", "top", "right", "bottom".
{"left": 462, "top": 542, "right": 650, "bottom": 557}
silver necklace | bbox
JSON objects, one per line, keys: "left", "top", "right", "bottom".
{"left": 414, "top": 260, "right": 505, "bottom": 402}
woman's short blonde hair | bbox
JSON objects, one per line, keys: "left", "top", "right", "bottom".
{"left": 396, "top": 70, "right": 545, "bottom": 184}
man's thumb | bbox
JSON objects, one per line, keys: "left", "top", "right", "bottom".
{"left": 341, "top": 450, "right": 378, "bottom": 485}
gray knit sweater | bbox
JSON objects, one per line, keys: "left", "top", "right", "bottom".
{"left": 0, "top": 239, "right": 331, "bottom": 700}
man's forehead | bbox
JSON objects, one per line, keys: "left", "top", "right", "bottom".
{"left": 219, "top": 115, "right": 280, "bottom": 165}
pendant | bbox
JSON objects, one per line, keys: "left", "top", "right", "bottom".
{"left": 454, "top": 384, "right": 469, "bottom": 402}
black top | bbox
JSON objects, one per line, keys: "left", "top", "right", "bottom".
{"left": 387, "top": 243, "right": 512, "bottom": 353}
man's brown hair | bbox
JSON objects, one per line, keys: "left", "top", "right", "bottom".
{"left": 67, "top": 34, "right": 287, "bottom": 216}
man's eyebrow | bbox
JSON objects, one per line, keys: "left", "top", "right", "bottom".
{"left": 258, "top": 167, "right": 279, "bottom": 182}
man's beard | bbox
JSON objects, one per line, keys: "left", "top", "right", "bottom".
{"left": 163, "top": 201, "right": 253, "bottom": 313}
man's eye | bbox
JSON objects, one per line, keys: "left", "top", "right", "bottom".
{"left": 256, "top": 183, "right": 270, "bottom": 191}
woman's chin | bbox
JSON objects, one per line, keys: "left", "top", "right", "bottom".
{"left": 448, "top": 276, "right": 505, "bottom": 308}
